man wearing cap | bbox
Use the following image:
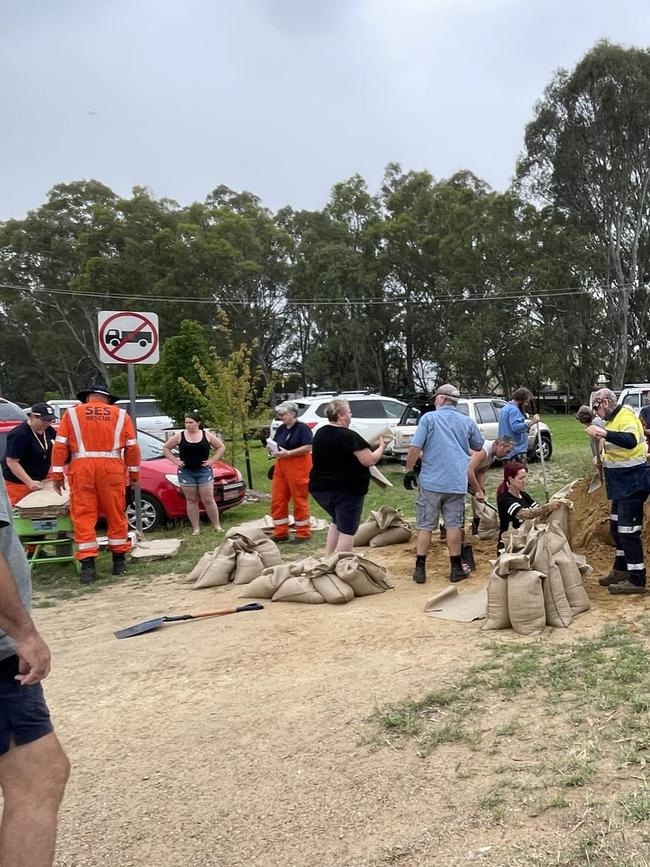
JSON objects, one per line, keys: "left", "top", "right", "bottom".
{"left": 1, "top": 403, "right": 57, "bottom": 507}
{"left": 403, "top": 384, "right": 484, "bottom": 583}
{"left": 586, "top": 388, "right": 649, "bottom": 595}
{"left": 50, "top": 384, "right": 141, "bottom": 584}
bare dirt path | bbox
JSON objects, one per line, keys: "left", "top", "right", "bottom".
{"left": 35, "top": 525, "right": 650, "bottom": 867}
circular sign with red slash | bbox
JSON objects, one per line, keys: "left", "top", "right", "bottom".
{"left": 98, "top": 311, "right": 160, "bottom": 365}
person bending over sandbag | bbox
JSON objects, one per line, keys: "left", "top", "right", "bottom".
{"left": 496, "top": 462, "right": 562, "bottom": 555}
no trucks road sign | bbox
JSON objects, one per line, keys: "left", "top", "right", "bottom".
{"left": 98, "top": 311, "right": 160, "bottom": 365}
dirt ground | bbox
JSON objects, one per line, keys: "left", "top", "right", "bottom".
{"left": 33, "top": 478, "right": 650, "bottom": 866}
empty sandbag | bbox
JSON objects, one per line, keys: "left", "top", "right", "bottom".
{"left": 238, "top": 564, "right": 292, "bottom": 599}
{"left": 312, "top": 573, "right": 355, "bottom": 604}
{"left": 232, "top": 551, "right": 264, "bottom": 585}
{"left": 477, "top": 502, "right": 499, "bottom": 541}
{"left": 193, "top": 554, "right": 236, "bottom": 589}
{"left": 483, "top": 569, "right": 510, "bottom": 630}
{"left": 543, "top": 564, "right": 573, "bottom": 628}
{"left": 369, "top": 526, "right": 412, "bottom": 547}
{"left": 272, "top": 575, "right": 325, "bottom": 604}
{"left": 182, "top": 550, "right": 216, "bottom": 584}
{"left": 507, "top": 570, "right": 546, "bottom": 636}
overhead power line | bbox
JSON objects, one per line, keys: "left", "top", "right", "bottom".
{"left": 0, "top": 281, "right": 637, "bottom": 307}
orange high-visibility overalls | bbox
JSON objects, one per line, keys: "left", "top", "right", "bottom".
{"left": 271, "top": 453, "right": 313, "bottom": 540}
{"left": 51, "top": 402, "right": 141, "bottom": 561}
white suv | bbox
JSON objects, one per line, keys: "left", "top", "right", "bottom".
{"left": 392, "top": 396, "right": 553, "bottom": 462}
{"left": 115, "top": 397, "right": 174, "bottom": 438}
{"left": 269, "top": 393, "right": 406, "bottom": 443}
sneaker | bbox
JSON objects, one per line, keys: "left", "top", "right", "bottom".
{"left": 608, "top": 580, "right": 646, "bottom": 595}
{"left": 112, "top": 554, "right": 128, "bottom": 576}
{"left": 79, "top": 558, "right": 96, "bottom": 585}
{"left": 450, "top": 562, "right": 471, "bottom": 583}
{"left": 599, "top": 569, "right": 628, "bottom": 587}
{"left": 413, "top": 560, "right": 427, "bottom": 584}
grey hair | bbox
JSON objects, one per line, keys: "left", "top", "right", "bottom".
{"left": 325, "top": 398, "right": 349, "bottom": 422}
{"left": 275, "top": 401, "right": 300, "bottom": 417}
{"left": 591, "top": 388, "right": 617, "bottom": 409}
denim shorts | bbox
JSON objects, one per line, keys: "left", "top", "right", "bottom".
{"left": 178, "top": 466, "right": 214, "bottom": 487}
{"left": 310, "top": 490, "right": 365, "bottom": 536}
{"left": 0, "top": 655, "right": 53, "bottom": 756}
{"left": 416, "top": 490, "right": 465, "bottom": 531}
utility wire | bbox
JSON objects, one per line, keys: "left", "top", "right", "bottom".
{"left": 0, "top": 281, "right": 636, "bottom": 307}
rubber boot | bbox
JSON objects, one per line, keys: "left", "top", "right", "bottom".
{"left": 413, "top": 557, "right": 427, "bottom": 584}
{"left": 598, "top": 568, "right": 628, "bottom": 587}
{"left": 80, "top": 557, "right": 96, "bottom": 585}
{"left": 112, "top": 553, "right": 128, "bottom": 576}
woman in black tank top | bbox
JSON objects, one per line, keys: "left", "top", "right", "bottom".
{"left": 163, "top": 413, "right": 226, "bottom": 535}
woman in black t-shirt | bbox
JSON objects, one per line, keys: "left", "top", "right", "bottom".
{"left": 496, "top": 461, "right": 562, "bottom": 555}
{"left": 309, "top": 399, "right": 387, "bottom": 554}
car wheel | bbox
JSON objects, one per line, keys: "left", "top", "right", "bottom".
{"left": 126, "top": 493, "right": 165, "bottom": 532}
{"left": 529, "top": 434, "right": 553, "bottom": 463}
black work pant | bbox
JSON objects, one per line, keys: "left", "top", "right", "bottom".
{"left": 611, "top": 490, "right": 648, "bottom": 587}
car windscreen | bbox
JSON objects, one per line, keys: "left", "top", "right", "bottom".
{"left": 137, "top": 431, "right": 167, "bottom": 460}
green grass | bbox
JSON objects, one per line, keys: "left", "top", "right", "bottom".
{"left": 29, "top": 414, "right": 591, "bottom": 601}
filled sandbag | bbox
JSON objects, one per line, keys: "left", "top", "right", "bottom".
{"left": 353, "top": 517, "right": 382, "bottom": 547}
{"left": 335, "top": 555, "right": 391, "bottom": 596}
{"left": 355, "top": 555, "right": 393, "bottom": 589}
{"left": 232, "top": 551, "right": 264, "bottom": 585}
{"left": 477, "top": 502, "right": 500, "bottom": 541}
{"left": 483, "top": 569, "right": 510, "bottom": 630}
{"left": 369, "top": 526, "right": 412, "bottom": 547}
{"left": 181, "top": 550, "right": 216, "bottom": 584}
{"left": 193, "top": 554, "right": 236, "bottom": 589}
{"left": 554, "top": 543, "right": 591, "bottom": 615}
{"left": 543, "top": 564, "right": 573, "bottom": 628}
{"left": 573, "top": 553, "right": 593, "bottom": 577}
{"left": 225, "top": 527, "right": 268, "bottom": 543}
{"left": 507, "top": 570, "right": 546, "bottom": 636}
{"left": 271, "top": 575, "right": 325, "bottom": 604}
{"left": 252, "top": 538, "right": 282, "bottom": 568}
{"left": 238, "top": 564, "right": 292, "bottom": 599}
{"left": 494, "top": 552, "right": 530, "bottom": 578}
{"left": 312, "top": 573, "right": 355, "bottom": 604}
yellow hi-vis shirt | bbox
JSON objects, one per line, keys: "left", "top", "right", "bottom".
{"left": 603, "top": 405, "right": 647, "bottom": 499}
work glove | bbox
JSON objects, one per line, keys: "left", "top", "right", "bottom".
{"left": 403, "top": 470, "right": 418, "bottom": 491}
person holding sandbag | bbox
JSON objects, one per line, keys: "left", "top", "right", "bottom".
{"left": 496, "top": 462, "right": 562, "bottom": 556}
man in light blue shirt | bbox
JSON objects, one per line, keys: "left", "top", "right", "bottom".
{"left": 498, "top": 388, "right": 540, "bottom": 464}
{"left": 404, "top": 384, "right": 484, "bottom": 584}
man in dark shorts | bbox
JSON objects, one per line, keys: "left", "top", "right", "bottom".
{"left": 0, "top": 477, "right": 69, "bottom": 867}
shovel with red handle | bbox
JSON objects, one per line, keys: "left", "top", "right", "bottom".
{"left": 114, "top": 603, "right": 264, "bottom": 639}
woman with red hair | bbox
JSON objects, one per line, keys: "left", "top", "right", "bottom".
{"left": 496, "top": 462, "right": 562, "bottom": 555}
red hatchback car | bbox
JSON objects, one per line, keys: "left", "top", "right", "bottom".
{"left": 0, "top": 402, "right": 246, "bottom": 531}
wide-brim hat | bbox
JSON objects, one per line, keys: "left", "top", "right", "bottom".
{"left": 76, "top": 383, "right": 119, "bottom": 404}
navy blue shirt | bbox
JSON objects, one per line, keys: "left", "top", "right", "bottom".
{"left": 2, "top": 421, "right": 55, "bottom": 484}
{"left": 273, "top": 421, "right": 313, "bottom": 451}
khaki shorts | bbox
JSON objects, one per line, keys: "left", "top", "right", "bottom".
{"left": 416, "top": 489, "right": 465, "bottom": 531}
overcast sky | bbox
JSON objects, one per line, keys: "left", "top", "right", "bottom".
{"left": 2, "top": 0, "right": 650, "bottom": 219}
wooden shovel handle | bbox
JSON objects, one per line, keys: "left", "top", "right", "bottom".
{"left": 191, "top": 603, "right": 264, "bottom": 620}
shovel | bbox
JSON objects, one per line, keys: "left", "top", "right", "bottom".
{"left": 535, "top": 423, "right": 550, "bottom": 503}
{"left": 114, "top": 602, "right": 264, "bottom": 639}
{"left": 588, "top": 448, "right": 604, "bottom": 494}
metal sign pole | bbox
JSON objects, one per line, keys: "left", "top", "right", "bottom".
{"left": 127, "top": 363, "right": 143, "bottom": 534}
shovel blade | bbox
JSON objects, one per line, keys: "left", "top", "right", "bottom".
{"left": 114, "top": 617, "right": 166, "bottom": 639}
{"left": 587, "top": 473, "right": 602, "bottom": 494}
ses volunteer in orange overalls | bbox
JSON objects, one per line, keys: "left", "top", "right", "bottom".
{"left": 51, "top": 383, "right": 141, "bottom": 584}
{"left": 268, "top": 402, "right": 313, "bottom": 542}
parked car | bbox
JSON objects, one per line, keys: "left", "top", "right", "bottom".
{"left": 269, "top": 392, "right": 407, "bottom": 443}
{"left": 46, "top": 399, "right": 81, "bottom": 421}
{"left": 0, "top": 411, "right": 246, "bottom": 532}
{"left": 617, "top": 384, "right": 650, "bottom": 416}
{"left": 114, "top": 397, "right": 174, "bottom": 438}
{"left": 391, "top": 396, "right": 553, "bottom": 462}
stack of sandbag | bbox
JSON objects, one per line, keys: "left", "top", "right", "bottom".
{"left": 238, "top": 551, "right": 393, "bottom": 605}
{"left": 353, "top": 507, "right": 412, "bottom": 547}
{"left": 484, "top": 520, "right": 591, "bottom": 635}
{"left": 182, "top": 528, "right": 282, "bottom": 590}
{"left": 15, "top": 481, "right": 70, "bottom": 518}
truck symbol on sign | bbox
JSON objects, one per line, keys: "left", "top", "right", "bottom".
{"left": 105, "top": 328, "right": 153, "bottom": 349}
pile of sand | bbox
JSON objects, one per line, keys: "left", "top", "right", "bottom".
{"left": 568, "top": 475, "right": 650, "bottom": 553}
